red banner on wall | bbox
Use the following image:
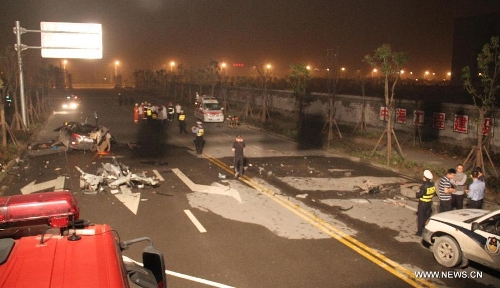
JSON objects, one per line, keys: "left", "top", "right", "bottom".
{"left": 395, "top": 108, "right": 406, "bottom": 124}
{"left": 433, "top": 113, "right": 445, "bottom": 130}
{"left": 483, "top": 118, "right": 492, "bottom": 136}
{"left": 413, "top": 110, "right": 425, "bottom": 126}
{"left": 380, "top": 107, "right": 388, "bottom": 121}
{"left": 453, "top": 115, "right": 468, "bottom": 133}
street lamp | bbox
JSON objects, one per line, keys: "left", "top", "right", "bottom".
{"left": 170, "top": 61, "right": 175, "bottom": 72}
{"left": 340, "top": 67, "right": 346, "bottom": 78}
{"left": 371, "top": 68, "right": 377, "bottom": 78}
{"left": 63, "top": 60, "right": 68, "bottom": 88}
{"left": 424, "top": 71, "right": 429, "bottom": 80}
{"left": 114, "top": 61, "right": 120, "bottom": 78}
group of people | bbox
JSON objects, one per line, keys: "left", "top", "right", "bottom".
{"left": 133, "top": 102, "right": 182, "bottom": 123}
{"left": 416, "top": 165, "right": 486, "bottom": 236}
{"left": 132, "top": 100, "right": 247, "bottom": 179}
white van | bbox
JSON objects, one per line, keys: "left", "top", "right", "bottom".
{"left": 194, "top": 96, "right": 224, "bottom": 122}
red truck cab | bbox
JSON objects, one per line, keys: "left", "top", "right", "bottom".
{"left": 0, "top": 191, "right": 166, "bottom": 288}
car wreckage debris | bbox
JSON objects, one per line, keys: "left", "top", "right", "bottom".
{"left": 75, "top": 157, "right": 159, "bottom": 192}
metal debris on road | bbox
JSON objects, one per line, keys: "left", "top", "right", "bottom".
{"left": 75, "top": 157, "right": 160, "bottom": 192}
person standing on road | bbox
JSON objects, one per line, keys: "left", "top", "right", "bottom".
{"left": 133, "top": 103, "right": 139, "bottom": 123}
{"left": 232, "top": 135, "right": 246, "bottom": 178}
{"left": 451, "top": 164, "right": 467, "bottom": 209}
{"left": 138, "top": 103, "right": 144, "bottom": 121}
{"left": 416, "top": 170, "right": 436, "bottom": 236}
{"left": 191, "top": 121, "right": 204, "bottom": 154}
{"left": 438, "top": 168, "right": 456, "bottom": 212}
{"left": 467, "top": 170, "right": 485, "bottom": 209}
{"left": 175, "top": 103, "right": 182, "bottom": 117}
{"left": 178, "top": 110, "right": 188, "bottom": 134}
{"left": 167, "top": 102, "right": 175, "bottom": 121}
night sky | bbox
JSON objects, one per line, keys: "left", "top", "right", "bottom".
{"left": 1, "top": 0, "right": 500, "bottom": 82}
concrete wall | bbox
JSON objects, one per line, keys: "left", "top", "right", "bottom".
{"left": 224, "top": 87, "right": 500, "bottom": 150}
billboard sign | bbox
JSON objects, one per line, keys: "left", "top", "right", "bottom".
{"left": 40, "top": 22, "right": 102, "bottom": 59}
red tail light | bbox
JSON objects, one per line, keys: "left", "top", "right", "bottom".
{"left": 0, "top": 191, "right": 79, "bottom": 228}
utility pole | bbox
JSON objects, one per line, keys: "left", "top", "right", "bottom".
{"left": 14, "top": 21, "right": 28, "bottom": 127}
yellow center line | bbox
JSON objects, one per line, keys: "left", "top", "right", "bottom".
{"left": 172, "top": 134, "right": 436, "bottom": 287}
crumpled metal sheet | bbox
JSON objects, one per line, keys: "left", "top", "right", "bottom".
{"left": 75, "top": 157, "right": 159, "bottom": 192}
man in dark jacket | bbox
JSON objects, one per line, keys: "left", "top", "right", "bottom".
{"left": 232, "top": 135, "right": 246, "bottom": 178}
{"left": 416, "top": 169, "right": 436, "bottom": 236}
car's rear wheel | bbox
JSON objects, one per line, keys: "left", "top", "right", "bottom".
{"left": 433, "top": 235, "right": 462, "bottom": 268}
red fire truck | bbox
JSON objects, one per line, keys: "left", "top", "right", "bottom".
{"left": 0, "top": 191, "right": 166, "bottom": 288}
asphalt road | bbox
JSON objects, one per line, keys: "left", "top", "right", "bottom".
{"left": 1, "top": 88, "right": 499, "bottom": 288}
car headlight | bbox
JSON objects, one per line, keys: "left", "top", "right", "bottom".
{"left": 62, "top": 103, "right": 69, "bottom": 109}
{"left": 69, "top": 102, "right": 78, "bottom": 109}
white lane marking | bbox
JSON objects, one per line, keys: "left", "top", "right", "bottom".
{"left": 172, "top": 168, "right": 242, "bottom": 202}
{"left": 152, "top": 169, "right": 164, "bottom": 181}
{"left": 122, "top": 256, "right": 234, "bottom": 288}
{"left": 184, "top": 209, "right": 207, "bottom": 233}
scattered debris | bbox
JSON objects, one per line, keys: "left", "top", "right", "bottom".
{"left": 75, "top": 157, "right": 159, "bottom": 192}
{"left": 296, "top": 193, "right": 308, "bottom": 199}
{"left": 218, "top": 173, "right": 226, "bottom": 179}
{"left": 339, "top": 205, "right": 354, "bottom": 211}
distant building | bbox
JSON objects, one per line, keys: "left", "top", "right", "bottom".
{"left": 450, "top": 12, "right": 500, "bottom": 86}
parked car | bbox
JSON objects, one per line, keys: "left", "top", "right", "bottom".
{"left": 422, "top": 208, "right": 500, "bottom": 271}
{"left": 54, "top": 121, "right": 114, "bottom": 151}
{"left": 61, "top": 95, "right": 81, "bottom": 110}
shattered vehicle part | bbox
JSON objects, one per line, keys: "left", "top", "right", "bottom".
{"left": 75, "top": 158, "right": 159, "bottom": 192}
{"left": 75, "top": 166, "right": 104, "bottom": 191}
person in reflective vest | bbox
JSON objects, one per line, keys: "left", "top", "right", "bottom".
{"left": 178, "top": 110, "right": 188, "bottom": 134}
{"left": 415, "top": 169, "right": 436, "bottom": 236}
{"left": 191, "top": 121, "right": 204, "bottom": 154}
{"left": 133, "top": 103, "right": 139, "bottom": 123}
{"left": 167, "top": 102, "right": 175, "bottom": 121}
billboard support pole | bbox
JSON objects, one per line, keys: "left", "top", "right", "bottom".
{"left": 14, "top": 21, "right": 27, "bottom": 127}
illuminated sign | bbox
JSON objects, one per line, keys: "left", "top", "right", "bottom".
{"left": 40, "top": 22, "right": 102, "bottom": 59}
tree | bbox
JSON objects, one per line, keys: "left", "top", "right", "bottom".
{"left": 364, "top": 44, "right": 408, "bottom": 166}
{"left": 461, "top": 36, "right": 500, "bottom": 175}
{"left": 286, "top": 63, "right": 310, "bottom": 134}
{"left": 206, "top": 59, "right": 220, "bottom": 97}
{"left": 256, "top": 64, "right": 274, "bottom": 126}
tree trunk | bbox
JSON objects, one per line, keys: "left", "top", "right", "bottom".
{"left": 384, "top": 76, "right": 392, "bottom": 166}
{"left": 1, "top": 102, "right": 6, "bottom": 148}
{"left": 475, "top": 109, "right": 486, "bottom": 168}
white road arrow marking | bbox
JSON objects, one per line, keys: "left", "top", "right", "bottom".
{"left": 114, "top": 185, "right": 140, "bottom": 215}
{"left": 20, "top": 176, "right": 66, "bottom": 195}
{"left": 171, "top": 168, "right": 242, "bottom": 202}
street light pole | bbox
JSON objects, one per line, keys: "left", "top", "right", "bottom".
{"left": 114, "top": 61, "right": 119, "bottom": 78}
